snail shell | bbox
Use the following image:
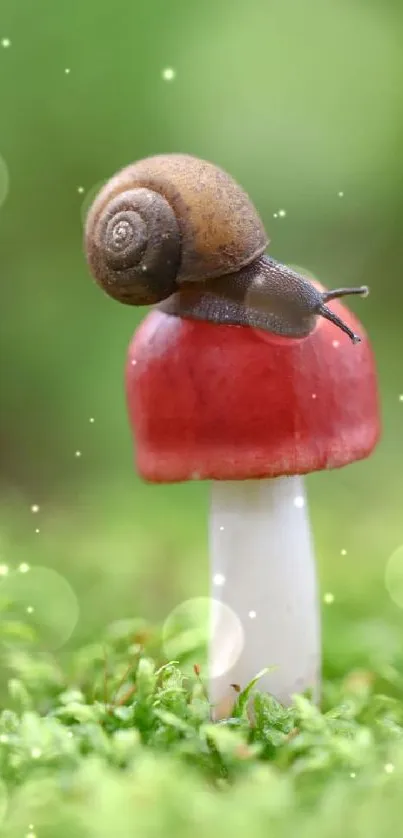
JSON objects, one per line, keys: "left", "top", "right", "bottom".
{"left": 84, "top": 154, "right": 268, "bottom": 305}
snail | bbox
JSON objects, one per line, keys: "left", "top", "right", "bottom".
{"left": 84, "top": 153, "right": 367, "bottom": 342}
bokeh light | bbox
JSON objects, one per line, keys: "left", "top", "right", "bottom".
{"left": 80, "top": 180, "right": 107, "bottom": 225}
{"left": 0, "top": 780, "right": 7, "bottom": 829}
{"left": 1, "top": 566, "right": 80, "bottom": 649}
{"left": 385, "top": 545, "right": 403, "bottom": 609}
{"left": 245, "top": 262, "right": 320, "bottom": 344}
{"left": 162, "top": 597, "right": 244, "bottom": 679}
{"left": 0, "top": 153, "right": 9, "bottom": 209}
{"left": 161, "top": 67, "right": 176, "bottom": 82}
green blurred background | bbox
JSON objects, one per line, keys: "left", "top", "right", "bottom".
{"left": 1, "top": 0, "right": 403, "bottom": 674}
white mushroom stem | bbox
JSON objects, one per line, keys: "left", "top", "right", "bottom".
{"left": 208, "top": 475, "right": 320, "bottom": 716}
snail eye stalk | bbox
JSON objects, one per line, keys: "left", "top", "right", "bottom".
{"left": 317, "top": 286, "right": 369, "bottom": 344}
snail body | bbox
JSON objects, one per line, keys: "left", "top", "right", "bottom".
{"left": 85, "top": 153, "right": 367, "bottom": 342}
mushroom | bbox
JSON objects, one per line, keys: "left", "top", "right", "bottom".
{"left": 83, "top": 153, "right": 380, "bottom": 713}
{"left": 126, "top": 291, "right": 380, "bottom": 714}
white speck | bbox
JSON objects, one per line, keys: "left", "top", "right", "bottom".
{"left": 273, "top": 212, "right": 278, "bottom": 218}
{"left": 323, "top": 592, "right": 334, "bottom": 604}
{"left": 213, "top": 573, "right": 226, "bottom": 586}
{"left": 31, "top": 747, "right": 42, "bottom": 759}
{"left": 219, "top": 526, "right": 224, "bottom": 532}
{"left": 64, "top": 67, "right": 71, "bottom": 74}
{"left": 399, "top": 395, "right": 403, "bottom": 402}
{"left": 294, "top": 495, "right": 305, "bottom": 509}
{"left": 31, "top": 504, "right": 40, "bottom": 513}
{"left": 35, "top": 528, "right": 40, "bottom": 534}
{"left": 89, "top": 416, "right": 95, "bottom": 423}
{"left": 74, "top": 450, "right": 82, "bottom": 458}
{"left": 26, "top": 606, "right": 34, "bottom": 615}
{"left": 0, "top": 734, "right": 9, "bottom": 744}
{"left": 18, "top": 563, "right": 30, "bottom": 573}
{"left": 67, "top": 730, "right": 74, "bottom": 738}
{"left": 1, "top": 38, "right": 11, "bottom": 48}
{"left": 131, "top": 359, "right": 137, "bottom": 366}
{"left": 0, "top": 565, "right": 9, "bottom": 576}
{"left": 278, "top": 209, "right": 287, "bottom": 218}
{"left": 248, "top": 610, "right": 257, "bottom": 619}
{"left": 162, "top": 67, "right": 176, "bottom": 81}
{"left": 27, "top": 831, "right": 36, "bottom": 838}
{"left": 350, "top": 772, "right": 356, "bottom": 778}
{"left": 384, "top": 763, "right": 395, "bottom": 774}
{"left": 332, "top": 340, "right": 340, "bottom": 348}
{"left": 337, "top": 191, "right": 344, "bottom": 198}
{"left": 312, "top": 393, "right": 317, "bottom": 400}
{"left": 341, "top": 549, "right": 347, "bottom": 556}
{"left": 77, "top": 186, "right": 84, "bottom": 194}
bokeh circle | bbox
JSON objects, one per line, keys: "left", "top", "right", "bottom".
{"left": 246, "top": 263, "right": 320, "bottom": 344}
{"left": 1, "top": 566, "right": 79, "bottom": 649}
{"left": 162, "top": 596, "right": 244, "bottom": 678}
{"left": 0, "top": 779, "right": 7, "bottom": 828}
{"left": 80, "top": 180, "right": 107, "bottom": 226}
{"left": 385, "top": 545, "right": 403, "bottom": 609}
{"left": 0, "top": 154, "right": 10, "bottom": 210}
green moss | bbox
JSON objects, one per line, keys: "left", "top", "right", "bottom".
{"left": 0, "top": 611, "right": 402, "bottom": 837}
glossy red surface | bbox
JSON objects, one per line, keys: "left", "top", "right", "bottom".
{"left": 126, "top": 300, "right": 380, "bottom": 482}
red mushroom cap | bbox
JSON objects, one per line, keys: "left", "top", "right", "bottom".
{"left": 126, "top": 294, "right": 380, "bottom": 483}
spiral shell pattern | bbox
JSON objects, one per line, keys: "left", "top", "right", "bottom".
{"left": 85, "top": 184, "right": 181, "bottom": 305}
